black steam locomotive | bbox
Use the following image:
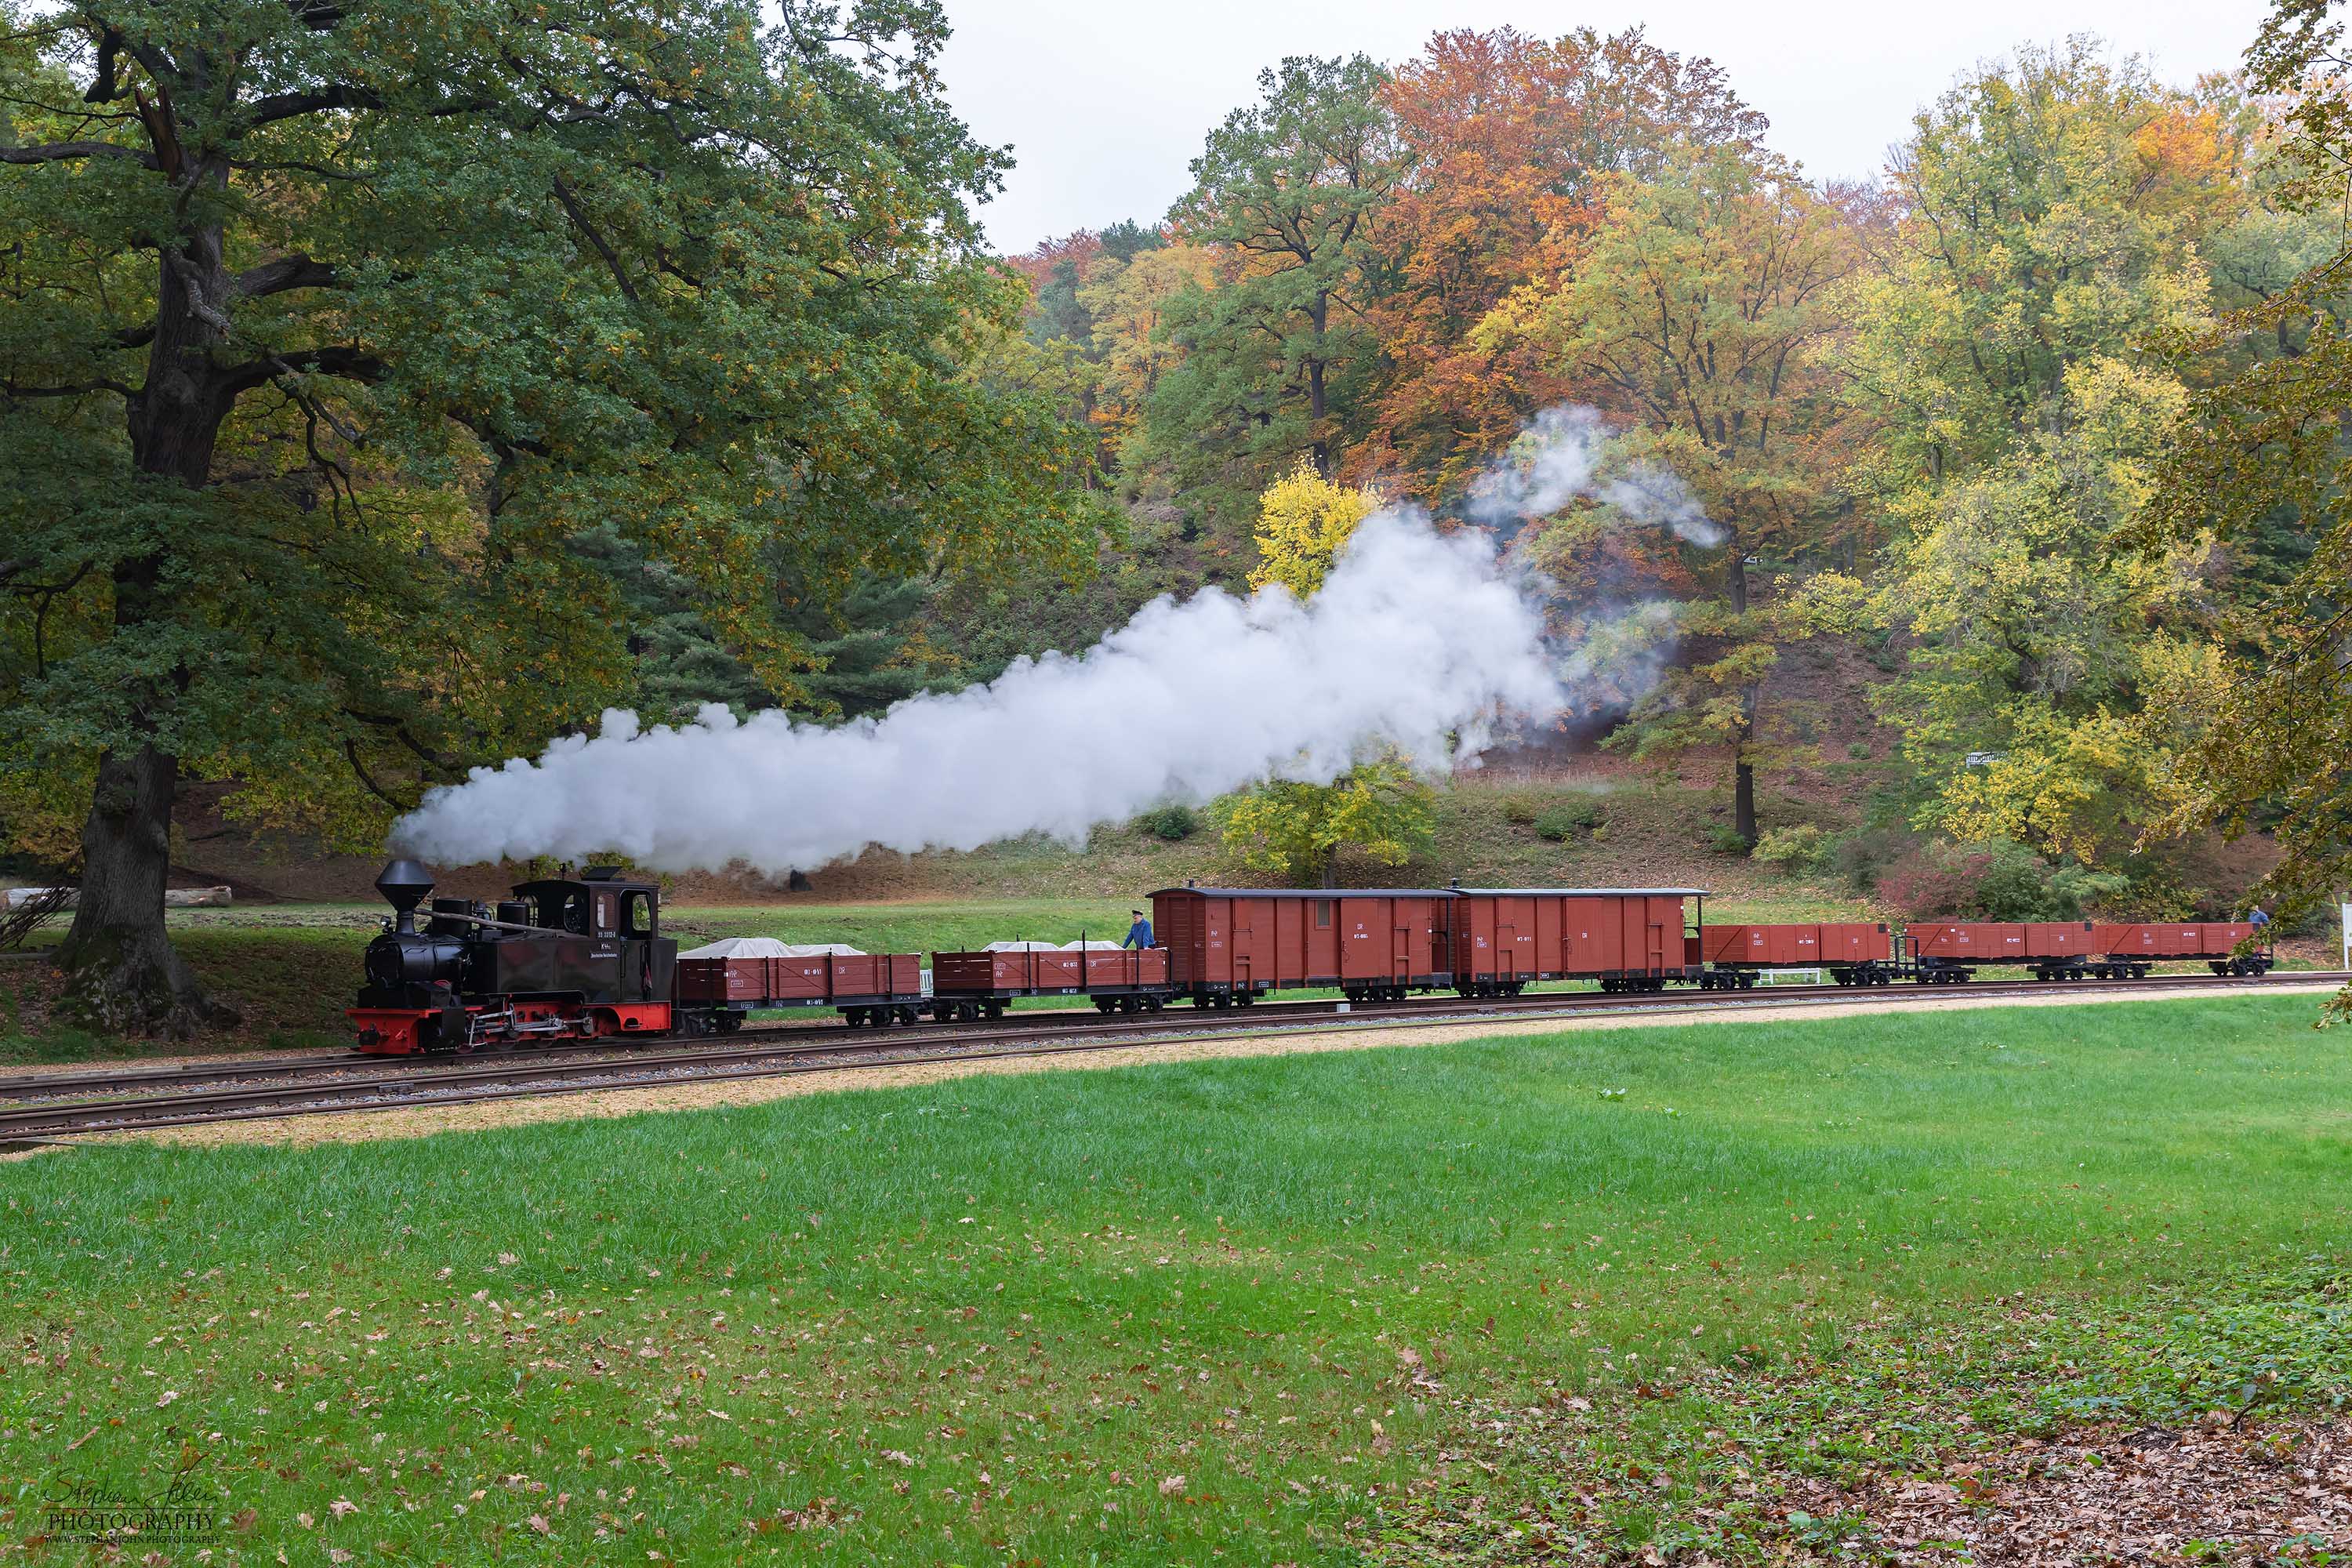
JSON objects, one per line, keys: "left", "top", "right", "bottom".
{"left": 349, "top": 860, "right": 678, "bottom": 1053}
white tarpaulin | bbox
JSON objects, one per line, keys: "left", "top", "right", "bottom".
{"left": 979, "top": 939, "right": 1120, "bottom": 951}
{"left": 678, "top": 936, "right": 866, "bottom": 959}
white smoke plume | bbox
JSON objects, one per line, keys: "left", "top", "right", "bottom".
{"left": 392, "top": 405, "right": 1719, "bottom": 874}
{"left": 394, "top": 516, "right": 1561, "bottom": 873}
{"left": 1465, "top": 405, "right": 1725, "bottom": 547}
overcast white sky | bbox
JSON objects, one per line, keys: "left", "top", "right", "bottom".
{"left": 933, "top": 0, "right": 2271, "bottom": 255}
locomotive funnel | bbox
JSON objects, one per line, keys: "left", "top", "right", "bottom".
{"left": 374, "top": 859, "right": 435, "bottom": 932}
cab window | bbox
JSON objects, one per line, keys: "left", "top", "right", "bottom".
{"left": 622, "top": 891, "right": 656, "bottom": 939}
{"left": 593, "top": 892, "right": 617, "bottom": 936}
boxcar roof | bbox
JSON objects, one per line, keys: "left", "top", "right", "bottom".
{"left": 1147, "top": 886, "right": 1462, "bottom": 898}
{"left": 1450, "top": 887, "right": 1711, "bottom": 898}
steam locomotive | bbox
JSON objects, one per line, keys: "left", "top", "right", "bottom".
{"left": 349, "top": 860, "right": 678, "bottom": 1053}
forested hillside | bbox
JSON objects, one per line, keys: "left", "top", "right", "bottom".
{"left": 9, "top": 0, "right": 2352, "bottom": 1033}
{"left": 964, "top": 28, "right": 2346, "bottom": 925}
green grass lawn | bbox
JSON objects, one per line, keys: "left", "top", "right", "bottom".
{"left": 1, "top": 995, "right": 2346, "bottom": 1563}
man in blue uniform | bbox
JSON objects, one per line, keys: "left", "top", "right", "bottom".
{"left": 1122, "top": 909, "right": 1155, "bottom": 949}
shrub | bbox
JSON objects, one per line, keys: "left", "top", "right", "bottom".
{"left": 1846, "top": 742, "right": 1873, "bottom": 760}
{"left": 1707, "top": 824, "right": 1753, "bottom": 855}
{"left": 1499, "top": 793, "right": 1543, "bottom": 826}
{"left": 1878, "top": 837, "right": 2132, "bottom": 920}
{"left": 1138, "top": 804, "right": 1199, "bottom": 842}
{"left": 1534, "top": 800, "right": 1602, "bottom": 841}
{"left": 1751, "top": 824, "right": 1829, "bottom": 873}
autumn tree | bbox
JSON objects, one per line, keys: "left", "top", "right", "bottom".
{"left": 1214, "top": 763, "right": 1436, "bottom": 886}
{"left": 1150, "top": 55, "right": 1399, "bottom": 495}
{"left": 2135, "top": 0, "right": 2352, "bottom": 935}
{"left": 1080, "top": 241, "right": 1216, "bottom": 463}
{"left": 0, "top": 0, "right": 1103, "bottom": 1033}
{"left": 1485, "top": 147, "right": 1859, "bottom": 844}
{"left": 1360, "top": 26, "right": 1765, "bottom": 498}
{"left": 1836, "top": 42, "right": 2246, "bottom": 862}
{"left": 1210, "top": 463, "right": 1433, "bottom": 884}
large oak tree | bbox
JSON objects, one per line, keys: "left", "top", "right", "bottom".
{"left": 0, "top": 0, "right": 1102, "bottom": 1034}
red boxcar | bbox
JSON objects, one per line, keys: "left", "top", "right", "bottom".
{"left": 1699, "top": 922, "right": 1893, "bottom": 986}
{"left": 1149, "top": 887, "right": 1456, "bottom": 1004}
{"left": 1448, "top": 888, "right": 1702, "bottom": 994}
{"left": 674, "top": 950, "right": 924, "bottom": 1027}
{"left": 930, "top": 946, "right": 1172, "bottom": 1018}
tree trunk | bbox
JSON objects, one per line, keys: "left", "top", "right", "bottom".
{"left": 1726, "top": 532, "right": 1760, "bottom": 849}
{"left": 57, "top": 141, "right": 241, "bottom": 1036}
{"left": 56, "top": 746, "right": 233, "bottom": 1036}
{"left": 1307, "top": 292, "right": 1331, "bottom": 478}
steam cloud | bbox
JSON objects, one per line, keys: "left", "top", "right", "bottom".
{"left": 1467, "top": 405, "right": 1725, "bottom": 548}
{"left": 393, "top": 408, "right": 1714, "bottom": 873}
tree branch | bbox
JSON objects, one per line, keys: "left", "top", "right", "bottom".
{"left": 234, "top": 254, "right": 340, "bottom": 298}
{"left": 218, "top": 345, "right": 386, "bottom": 395}
{"left": 550, "top": 174, "right": 640, "bottom": 303}
{"left": 0, "top": 139, "right": 156, "bottom": 168}
{"left": 3, "top": 376, "right": 134, "bottom": 400}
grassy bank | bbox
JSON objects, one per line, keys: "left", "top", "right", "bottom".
{"left": 1, "top": 995, "right": 2345, "bottom": 1562}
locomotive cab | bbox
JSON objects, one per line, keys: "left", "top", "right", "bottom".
{"left": 492, "top": 869, "right": 678, "bottom": 1008}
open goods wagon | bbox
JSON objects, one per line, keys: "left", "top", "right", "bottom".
{"left": 1697, "top": 922, "right": 1896, "bottom": 987}
{"left": 673, "top": 948, "right": 926, "bottom": 1029}
{"left": 1447, "top": 888, "right": 1704, "bottom": 993}
{"left": 930, "top": 946, "right": 1172, "bottom": 1020}
{"left": 1902, "top": 920, "right": 2269, "bottom": 981}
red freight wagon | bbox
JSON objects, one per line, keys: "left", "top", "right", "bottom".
{"left": 1449, "top": 888, "right": 1703, "bottom": 994}
{"left": 1149, "top": 887, "right": 1455, "bottom": 1005}
{"left": 930, "top": 946, "right": 1172, "bottom": 1019}
{"left": 2092, "top": 922, "right": 2270, "bottom": 976}
{"left": 674, "top": 950, "right": 924, "bottom": 1029}
{"left": 1698, "top": 922, "right": 1894, "bottom": 987}
{"left": 1905, "top": 921, "right": 2028, "bottom": 980}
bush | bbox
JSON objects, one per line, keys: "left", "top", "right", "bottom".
{"left": 1138, "top": 804, "right": 1199, "bottom": 842}
{"left": 1751, "top": 824, "right": 1829, "bottom": 873}
{"left": 1878, "top": 837, "right": 2131, "bottom": 920}
{"left": 1534, "top": 800, "right": 1602, "bottom": 841}
{"left": 1846, "top": 742, "right": 1873, "bottom": 760}
{"left": 1499, "top": 793, "right": 1543, "bottom": 826}
{"left": 1707, "top": 824, "right": 1752, "bottom": 855}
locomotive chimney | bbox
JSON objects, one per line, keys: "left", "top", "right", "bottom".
{"left": 374, "top": 859, "right": 435, "bottom": 934}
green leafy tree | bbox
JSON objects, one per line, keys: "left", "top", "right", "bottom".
{"left": 1214, "top": 761, "right": 1436, "bottom": 887}
{"left": 1829, "top": 44, "right": 2248, "bottom": 864}
{"left": 0, "top": 0, "right": 1102, "bottom": 1033}
{"left": 1151, "top": 55, "right": 1400, "bottom": 497}
{"left": 2136, "top": 0, "right": 2352, "bottom": 954}
{"left": 1485, "top": 146, "right": 1860, "bottom": 844}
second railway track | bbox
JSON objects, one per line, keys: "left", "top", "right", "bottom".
{"left": 5, "top": 968, "right": 2333, "bottom": 1142}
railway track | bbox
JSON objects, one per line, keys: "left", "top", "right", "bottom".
{"left": 4, "top": 969, "right": 2336, "bottom": 1142}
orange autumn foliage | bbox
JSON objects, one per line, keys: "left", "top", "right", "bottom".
{"left": 1351, "top": 27, "right": 1766, "bottom": 502}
